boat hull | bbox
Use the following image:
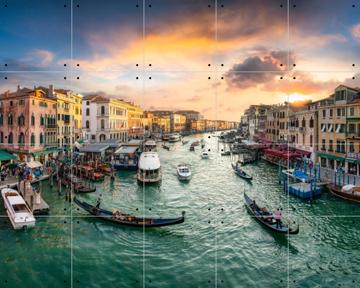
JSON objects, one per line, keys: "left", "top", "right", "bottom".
{"left": 327, "top": 184, "right": 360, "bottom": 204}
{"left": 113, "top": 164, "right": 138, "bottom": 171}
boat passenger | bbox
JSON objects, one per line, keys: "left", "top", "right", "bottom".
{"left": 95, "top": 198, "right": 101, "bottom": 209}
{"left": 274, "top": 208, "right": 282, "bottom": 229}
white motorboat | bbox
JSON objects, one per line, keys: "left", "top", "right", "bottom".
{"left": 1, "top": 188, "right": 36, "bottom": 230}
{"left": 177, "top": 164, "right": 192, "bottom": 181}
{"left": 143, "top": 139, "right": 157, "bottom": 152}
{"left": 201, "top": 151, "right": 209, "bottom": 159}
{"left": 168, "top": 133, "right": 181, "bottom": 143}
{"left": 137, "top": 152, "right": 162, "bottom": 184}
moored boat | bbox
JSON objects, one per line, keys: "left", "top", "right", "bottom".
{"left": 143, "top": 139, "right": 157, "bottom": 152}
{"left": 244, "top": 193, "right": 299, "bottom": 234}
{"left": 231, "top": 163, "right": 252, "bottom": 180}
{"left": 1, "top": 188, "right": 36, "bottom": 230}
{"left": 74, "top": 197, "right": 185, "bottom": 228}
{"left": 201, "top": 151, "right": 209, "bottom": 159}
{"left": 137, "top": 152, "right": 162, "bottom": 184}
{"left": 169, "top": 133, "right": 181, "bottom": 143}
{"left": 327, "top": 184, "right": 360, "bottom": 204}
{"left": 62, "top": 174, "right": 96, "bottom": 193}
{"left": 177, "top": 164, "right": 191, "bottom": 181}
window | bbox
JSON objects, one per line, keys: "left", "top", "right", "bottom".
{"left": 336, "top": 140, "right": 345, "bottom": 153}
{"left": 40, "top": 133, "right": 44, "bottom": 145}
{"left": 101, "top": 119, "right": 105, "bottom": 129}
{"left": 8, "top": 132, "right": 13, "bottom": 144}
{"left": 329, "top": 109, "right": 333, "bottom": 117}
{"left": 19, "top": 99, "right": 25, "bottom": 105}
{"left": 309, "top": 117, "right": 314, "bottom": 128}
{"left": 40, "top": 115, "right": 44, "bottom": 126}
{"left": 310, "top": 135, "right": 313, "bottom": 147}
{"left": 18, "top": 114, "right": 25, "bottom": 126}
{"left": 349, "top": 142, "right": 355, "bottom": 153}
{"left": 322, "top": 110, "right": 326, "bottom": 118}
{"left": 86, "top": 120, "right": 90, "bottom": 129}
{"left": 8, "top": 113, "right": 13, "bottom": 125}
{"left": 302, "top": 118, "right": 306, "bottom": 127}
{"left": 321, "top": 124, "right": 326, "bottom": 132}
{"left": 31, "top": 113, "right": 35, "bottom": 126}
{"left": 327, "top": 124, "right": 333, "bottom": 132}
{"left": 86, "top": 108, "right": 90, "bottom": 116}
{"left": 329, "top": 140, "right": 333, "bottom": 151}
{"left": 31, "top": 134, "right": 35, "bottom": 146}
{"left": 322, "top": 139, "right": 326, "bottom": 150}
{"left": 349, "top": 107, "right": 355, "bottom": 116}
{"left": 101, "top": 106, "right": 105, "bottom": 115}
{"left": 18, "top": 133, "right": 25, "bottom": 146}
{"left": 86, "top": 101, "right": 90, "bottom": 105}
{"left": 0, "top": 132, "right": 3, "bottom": 144}
{"left": 348, "top": 124, "right": 356, "bottom": 134}
{"left": 0, "top": 113, "right": 3, "bottom": 126}
{"left": 336, "top": 124, "right": 345, "bottom": 133}
{"left": 9, "top": 101, "right": 13, "bottom": 107}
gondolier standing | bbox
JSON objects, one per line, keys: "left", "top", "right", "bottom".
{"left": 274, "top": 208, "right": 282, "bottom": 228}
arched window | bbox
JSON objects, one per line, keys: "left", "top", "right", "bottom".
{"left": 31, "top": 113, "right": 35, "bottom": 126}
{"left": 101, "top": 106, "right": 105, "bottom": 115}
{"left": 18, "top": 132, "right": 25, "bottom": 145}
{"left": 8, "top": 132, "right": 13, "bottom": 144}
{"left": 40, "top": 115, "right": 44, "bottom": 126}
{"left": 302, "top": 117, "right": 306, "bottom": 128}
{"left": 8, "top": 113, "right": 13, "bottom": 125}
{"left": 31, "top": 133, "right": 35, "bottom": 146}
{"left": 0, "top": 113, "right": 3, "bottom": 126}
{"left": 101, "top": 119, "right": 105, "bottom": 129}
{"left": 18, "top": 114, "right": 25, "bottom": 126}
{"left": 40, "top": 133, "right": 44, "bottom": 145}
{"left": 86, "top": 120, "right": 90, "bottom": 129}
{"left": 309, "top": 117, "right": 314, "bottom": 128}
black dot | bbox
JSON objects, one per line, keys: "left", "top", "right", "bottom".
{"left": 136, "top": 280, "right": 139, "bottom": 283}
{"left": 136, "top": 77, "right": 139, "bottom": 79}
{"left": 136, "top": 4, "right": 139, "bottom": 8}
{"left": 76, "top": 280, "right": 80, "bottom": 283}
{"left": 293, "top": 280, "right": 296, "bottom": 283}
{"left": 149, "top": 280, "right": 152, "bottom": 283}
{"left": 280, "top": 280, "right": 283, "bottom": 283}
{"left": 280, "top": 64, "right": 283, "bottom": 67}
{"left": 352, "top": 64, "right": 356, "bottom": 67}
{"left": 64, "top": 4, "right": 66, "bottom": 8}
{"left": 208, "top": 77, "right": 211, "bottom": 79}
{"left": 293, "top": 77, "right": 296, "bottom": 80}
{"left": 221, "top": 149, "right": 223, "bottom": 151}
{"left": 149, "top": 64, "right": 152, "bottom": 66}
{"left": 208, "top": 280, "right": 211, "bottom": 283}
{"left": 5, "top": 4, "right": 8, "bottom": 7}
{"left": 148, "top": 4, "right": 151, "bottom": 8}
{"left": 64, "top": 208, "right": 67, "bottom": 211}
{"left": 4, "top": 77, "right": 7, "bottom": 80}
{"left": 208, "top": 5, "right": 211, "bottom": 8}
{"left": 208, "top": 220, "right": 211, "bottom": 223}
{"left": 149, "top": 208, "right": 151, "bottom": 211}
{"left": 208, "top": 136, "right": 211, "bottom": 138}
{"left": 208, "top": 149, "right": 211, "bottom": 151}
{"left": 64, "top": 280, "right": 67, "bottom": 283}
{"left": 4, "top": 64, "right": 7, "bottom": 66}
{"left": 221, "top": 64, "right": 224, "bottom": 66}
{"left": 352, "top": 4, "right": 355, "bottom": 7}
{"left": 293, "top": 64, "right": 296, "bottom": 67}
{"left": 64, "top": 64, "right": 67, "bottom": 66}
{"left": 280, "top": 76, "right": 283, "bottom": 79}
{"left": 64, "top": 221, "right": 67, "bottom": 224}
{"left": 64, "top": 77, "right": 67, "bottom": 80}
{"left": 221, "top": 4, "right": 224, "bottom": 8}
{"left": 280, "top": 4, "right": 283, "bottom": 7}
{"left": 352, "top": 77, "right": 355, "bottom": 80}
{"left": 149, "top": 77, "right": 151, "bottom": 79}
{"left": 208, "top": 64, "right": 211, "bottom": 67}
{"left": 208, "top": 208, "right": 211, "bottom": 211}
{"left": 77, "top": 77, "right": 80, "bottom": 79}
{"left": 293, "top": 5, "right": 296, "bottom": 8}
{"left": 221, "top": 221, "right": 224, "bottom": 224}
{"left": 221, "top": 208, "right": 224, "bottom": 211}
{"left": 136, "top": 208, "right": 139, "bottom": 211}
{"left": 76, "top": 4, "right": 79, "bottom": 8}
{"left": 77, "top": 63, "right": 80, "bottom": 67}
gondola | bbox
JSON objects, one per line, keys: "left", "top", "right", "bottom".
{"left": 231, "top": 163, "right": 252, "bottom": 180}
{"left": 61, "top": 177, "right": 96, "bottom": 193}
{"left": 162, "top": 144, "right": 170, "bottom": 150}
{"left": 244, "top": 193, "right": 299, "bottom": 234}
{"left": 73, "top": 197, "right": 185, "bottom": 228}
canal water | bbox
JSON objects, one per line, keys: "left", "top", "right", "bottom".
{"left": 1, "top": 133, "right": 360, "bottom": 288}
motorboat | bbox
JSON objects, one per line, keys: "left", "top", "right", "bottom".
{"left": 1, "top": 188, "right": 36, "bottom": 230}
{"left": 327, "top": 184, "right": 360, "bottom": 204}
{"left": 162, "top": 134, "right": 170, "bottom": 141}
{"left": 201, "top": 151, "right": 209, "bottom": 159}
{"left": 169, "top": 133, "right": 181, "bottom": 143}
{"left": 177, "top": 164, "right": 191, "bottom": 181}
{"left": 137, "top": 152, "right": 162, "bottom": 184}
{"left": 143, "top": 139, "right": 157, "bottom": 152}
{"left": 182, "top": 139, "right": 189, "bottom": 145}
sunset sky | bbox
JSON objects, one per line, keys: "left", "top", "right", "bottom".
{"left": 1, "top": 0, "right": 359, "bottom": 121}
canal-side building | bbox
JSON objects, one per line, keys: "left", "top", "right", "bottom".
{"left": 82, "top": 95, "right": 128, "bottom": 143}
{"left": 124, "top": 102, "right": 144, "bottom": 139}
{"left": 316, "top": 85, "right": 360, "bottom": 173}
{"left": 0, "top": 86, "right": 57, "bottom": 161}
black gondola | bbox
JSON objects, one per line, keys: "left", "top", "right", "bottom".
{"left": 244, "top": 193, "right": 299, "bottom": 234}
{"left": 73, "top": 197, "right": 185, "bottom": 228}
{"left": 231, "top": 163, "right": 252, "bottom": 180}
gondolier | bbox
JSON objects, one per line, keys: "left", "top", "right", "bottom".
{"left": 274, "top": 208, "right": 282, "bottom": 229}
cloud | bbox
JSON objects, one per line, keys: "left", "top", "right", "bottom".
{"left": 224, "top": 50, "right": 295, "bottom": 89}
{"left": 29, "top": 49, "right": 54, "bottom": 67}
{"left": 351, "top": 24, "right": 360, "bottom": 41}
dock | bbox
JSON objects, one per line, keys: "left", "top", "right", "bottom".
{"left": 0, "top": 174, "right": 51, "bottom": 215}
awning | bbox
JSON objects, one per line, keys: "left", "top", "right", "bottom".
{"left": 32, "top": 147, "right": 58, "bottom": 156}
{"left": 0, "top": 150, "right": 16, "bottom": 161}
{"left": 26, "top": 161, "right": 43, "bottom": 169}
{"left": 114, "top": 146, "right": 138, "bottom": 155}
{"left": 317, "top": 152, "right": 345, "bottom": 162}
{"left": 79, "top": 144, "right": 109, "bottom": 153}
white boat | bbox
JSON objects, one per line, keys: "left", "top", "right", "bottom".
{"left": 1, "top": 188, "right": 36, "bottom": 230}
{"left": 168, "top": 133, "right": 181, "bottom": 143}
{"left": 201, "top": 151, "right": 209, "bottom": 159}
{"left": 177, "top": 164, "right": 191, "bottom": 181}
{"left": 137, "top": 152, "right": 162, "bottom": 184}
{"left": 143, "top": 139, "right": 157, "bottom": 152}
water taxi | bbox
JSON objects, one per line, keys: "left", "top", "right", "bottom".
{"left": 1, "top": 188, "right": 36, "bottom": 230}
{"left": 169, "top": 133, "right": 181, "bottom": 143}
{"left": 177, "top": 164, "right": 192, "bottom": 181}
{"left": 143, "top": 139, "right": 157, "bottom": 152}
{"left": 137, "top": 152, "right": 162, "bottom": 184}
{"left": 113, "top": 145, "right": 139, "bottom": 171}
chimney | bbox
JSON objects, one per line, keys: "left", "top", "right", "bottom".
{"left": 49, "top": 84, "right": 54, "bottom": 97}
